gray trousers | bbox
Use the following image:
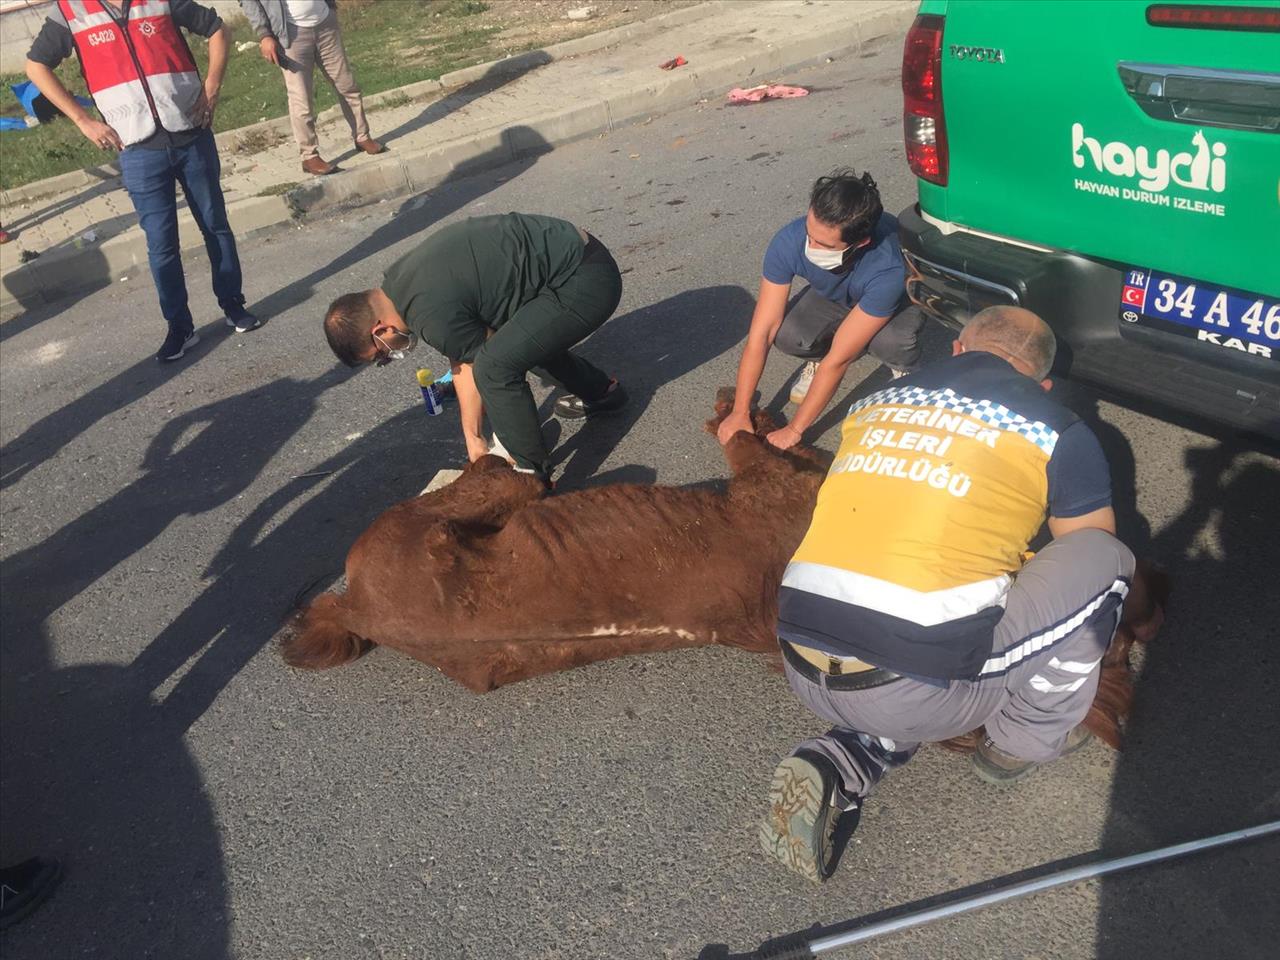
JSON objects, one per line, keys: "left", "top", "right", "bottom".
{"left": 773, "top": 288, "right": 924, "bottom": 371}
{"left": 785, "top": 529, "right": 1135, "bottom": 803}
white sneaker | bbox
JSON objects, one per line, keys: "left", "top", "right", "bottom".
{"left": 890, "top": 367, "right": 910, "bottom": 380}
{"left": 790, "top": 361, "right": 818, "bottom": 405}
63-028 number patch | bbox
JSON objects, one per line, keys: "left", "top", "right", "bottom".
{"left": 1119, "top": 269, "right": 1278, "bottom": 362}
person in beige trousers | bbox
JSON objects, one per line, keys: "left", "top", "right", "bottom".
{"left": 239, "top": 0, "right": 384, "bottom": 175}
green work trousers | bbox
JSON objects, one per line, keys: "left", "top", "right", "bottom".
{"left": 471, "top": 240, "right": 622, "bottom": 475}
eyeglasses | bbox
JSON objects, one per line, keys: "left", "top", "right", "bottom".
{"left": 371, "top": 331, "right": 400, "bottom": 367}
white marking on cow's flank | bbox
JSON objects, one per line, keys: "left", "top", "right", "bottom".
{"left": 590, "top": 623, "right": 697, "bottom": 641}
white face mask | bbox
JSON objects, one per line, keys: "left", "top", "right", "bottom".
{"left": 804, "top": 238, "right": 850, "bottom": 271}
{"left": 372, "top": 329, "right": 418, "bottom": 366}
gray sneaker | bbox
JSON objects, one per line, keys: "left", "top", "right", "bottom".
{"left": 789, "top": 361, "right": 818, "bottom": 405}
{"left": 759, "top": 751, "right": 848, "bottom": 882}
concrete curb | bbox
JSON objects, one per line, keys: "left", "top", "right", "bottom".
{"left": 0, "top": 2, "right": 915, "bottom": 318}
{"left": 0, "top": 2, "right": 723, "bottom": 209}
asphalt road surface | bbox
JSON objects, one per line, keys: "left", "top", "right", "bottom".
{"left": 2, "top": 38, "right": 1277, "bottom": 960}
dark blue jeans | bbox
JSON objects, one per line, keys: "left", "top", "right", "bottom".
{"left": 119, "top": 128, "right": 244, "bottom": 336}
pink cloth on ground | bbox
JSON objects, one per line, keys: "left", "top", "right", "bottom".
{"left": 726, "top": 84, "right": 810, "bottom": 104}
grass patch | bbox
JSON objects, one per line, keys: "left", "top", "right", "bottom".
{"left": 1, "top": 0, "right": 509, "bottom": 190}
{"left": 441, "top": 0, "right": 490, "bottom": 16}
{"left": 368, "top": 91, "right": 413, "bottom": 114}
{"left": 232, "top": 126, "right": 288, "bottom": 155}
{"left": 256, "top": 181, "right": 301, "bottom": 197}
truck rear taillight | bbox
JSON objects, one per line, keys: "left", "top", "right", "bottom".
{"left": 902, "top": 14, "right": 948, "bottom": 186}
{"left": 1147, "top": 4, "right": 1280, "bottom": 31}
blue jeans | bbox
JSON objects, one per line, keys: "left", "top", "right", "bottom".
{"left": 119, "top": 128, "right": 244, "bottom": 335}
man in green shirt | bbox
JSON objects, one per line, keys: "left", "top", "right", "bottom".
{"left": 324, "top": 213, "right": 628, "bottom": 485}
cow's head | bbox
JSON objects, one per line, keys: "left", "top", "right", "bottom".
{"left": 704, "top": 387, "right": 829, "bottom": 477}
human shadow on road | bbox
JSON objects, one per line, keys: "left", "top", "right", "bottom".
{"left": 1, "top": 367, "right": 353, "bottom": 662}
{"left": 0, "top": 655, "right": 230, "bottom": 959}
{"left": 327, "top": 53, "right": 553, "bottom": 167}
{"left": 128, "top": 403, "right": 457, "bottom": 732}
{"left": 0, "top": 315, "right": 252, "bottom": 492}
{"left": 0, "top": 377, "right": 447, "bottom": 959}
{"left": 0, "top": 351, "right": 273, "bottom": 956}
{"left": 1095, "top": 443, "right": 1280, "bottom": 959}
{"left": 548, "top": 285, "right": 755, "bottom": 488}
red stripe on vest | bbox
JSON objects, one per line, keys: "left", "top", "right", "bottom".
{"left": 126, "top": 16, "right": 197, "bottom": 77}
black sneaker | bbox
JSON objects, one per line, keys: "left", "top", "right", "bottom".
{"left": 224, "top": 307, "right": 262, "bottom": 334}
{"left": 553, "top": 380, "right": 628, "bottom": 420}
{"left": 759, "top": 750, "right": 851, "bottom": 882}
{"left": 0, "top": 857, "right": 62, "bottom": 930}
{"left": 972, "top": 725, "right": 1094, "bottom": 786}
{"left": 156, "top": 328, "right": 199, "bottom": 362}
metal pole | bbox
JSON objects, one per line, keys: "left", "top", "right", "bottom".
{"left": 808, "top": 820, "right": 1280, "bottom": 955}
{"left": 726, "top": 820, "right": 1280, "bottom": 959}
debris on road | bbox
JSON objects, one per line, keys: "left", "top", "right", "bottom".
{"left": 726, "top": 84, "right": 811, "bottom": 104}
{"left": 658, "top": 55, "right": 687, "bottom": 70}
{"left": 565, "top": 5, "right": 597, "bottom": 21}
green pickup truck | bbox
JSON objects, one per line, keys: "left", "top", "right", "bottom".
{"left": 897, "top": 0, "right": 1279, "bottom": 440}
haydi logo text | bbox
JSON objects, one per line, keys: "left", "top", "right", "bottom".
{"left": 1072, "top": 123, "right": 1226, "bottom": 193}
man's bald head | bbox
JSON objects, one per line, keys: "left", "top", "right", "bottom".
{"left": 959, "top": 306, "right": 1057, "bottom": 380}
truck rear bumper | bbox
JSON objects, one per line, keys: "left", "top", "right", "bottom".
{"left": 897, "top": 204, "right": 1279, "bottom": 442}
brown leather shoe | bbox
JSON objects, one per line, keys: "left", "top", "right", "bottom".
{"left": 302, "top": 156, "right": 337, "bottom": 176}
{"left": 972, "top": 725, "right": 1094, "bottom": 785}
{"left": 354, "top": 138, "right": 386, "bottom": 155}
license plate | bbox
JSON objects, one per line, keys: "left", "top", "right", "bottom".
{"left": 1118, "top": 268, "right": 1278, "bottom": 363}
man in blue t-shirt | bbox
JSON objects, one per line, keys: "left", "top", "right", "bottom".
{"left": 717, "top": 169, "right": 921, "bottom": 450}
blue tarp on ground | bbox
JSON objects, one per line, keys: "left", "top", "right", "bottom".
{"left": 8, "top": 80, "right": 93, "bottom": 124}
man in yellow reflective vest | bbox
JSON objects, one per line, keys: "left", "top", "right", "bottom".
{"left": 751, "top": 306, "right": 1134, "bottom": 882}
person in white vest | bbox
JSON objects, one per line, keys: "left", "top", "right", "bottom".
{"left": 238, "top": 0, "right": 385, "bottom": 176}
{"left": 26, "top": 0, "right": 262, "bottom": 362}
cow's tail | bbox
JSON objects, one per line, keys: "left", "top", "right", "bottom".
{"left": 281, "top": 592, "right": 373, "bottom": 670}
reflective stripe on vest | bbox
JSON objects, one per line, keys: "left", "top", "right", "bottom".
{"left": 59, "top": 0, "right": 202, "bottom": 147}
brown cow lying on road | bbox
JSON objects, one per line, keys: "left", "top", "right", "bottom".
{"left": 283, "top": 390, "right": 1163, "bottom": 749}
{"left": 283, "top": 394, "right": 825, "bottom": 692}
